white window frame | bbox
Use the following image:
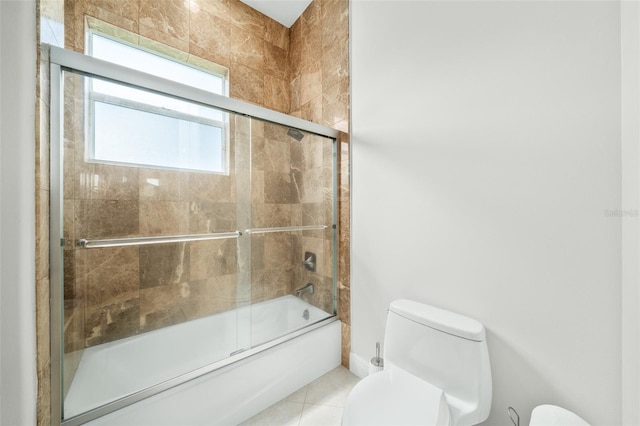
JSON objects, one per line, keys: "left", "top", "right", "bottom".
{"left": 85, "top": 30, "right": 229, "bottom": 174}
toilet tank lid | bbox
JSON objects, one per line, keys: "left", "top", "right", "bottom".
{"left": 389, "top": 300, "right": 486, "bottom": 342}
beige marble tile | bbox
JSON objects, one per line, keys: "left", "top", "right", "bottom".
{"left": 252, "top": 169, "right": 265, "bottom": 204}
{"left": 139, "top": 168, "right": 189, "bottom": 201}
{"left": 299, "top": 22, "right": 321, "bottom": 72}
{"left": 84, "top": 3, "right": 138, "bottom": 35}
{"left": 226, "top": 0, "right": 265, "bottom": 37}
{"left": 139, "top": 0, "right": 189, "bottom": 43}
{"left": 139, "top": 201, "right": 189, "bottom": 236}
{"left": 41, "top": 0, "right": 65, "bottom": 22}
{"left": 300, "top": 95, "right": 322, "bottom": 125}
{"left": 230, "top": 62, "right": 264, "bottom": 105}
{"left": 189, "top": 239, "right": 237, "bottom": 280}
{"left": 84, "top": 291, "right": 140, "bottom": 346}
{"left": 139, "top": 282, "right": 187, "bottom": 332}
{"left": 300, "top": 63, "right": 322, "bottom": 106}
{"left": 76, "top": 246, "right": 139, "bottom": 306}
{"left": 189, "top": 41, "right": 230, "bottom": 70}
{"left": 36, "top": 190, "right": 50, "bottom": 281}
{"left": 189, "top": 10, "right": 231, "bottom": 65}
{"left": 139, "top": 242, "right": 189, "bottom": 288}
{"left": 264, "top": 120, "right": 290, "bottom": 140}
{"left": 189, "top": 0, "right": 229, "bottom": 21}
{"left": 292, "top": 135, "right": 323, "bottom": 171}
{"left": 341, "top": 322, "right": 350, "bottom": 367}
{"left": 87, "top": 0, "right": 138, "bottom": 20}
{"left": 264, "top": 41, "right": 288, "bottom": 81}
{"left": 188, "top": 172, "right": 235, "bottom": 203}
{"left": 253, "top": 203, "right": 292, "bottom": 228}
{"left": 251, "top": 234, "right": 265, "bottom": 270}
{"left": 231, "top": 27, "right": 264, "bottom": 71}
{"left": 139, "top": 21, "right": 189, "bottom": 52}
{"left": 332, "top": 118, "right": 349, "bottom": 134}
{"left": 322, "top": 34, "right": 349, "bottom": 91}
{"left": 255, "top": 267, "right": 294, "bottom": 300}
{"left": 181, "top": 274, "right": 237, "bottom": 319}
{"left": 301, "top": 0, "right": 320, "bottom": 29}
{"left": 291, "top": 204, "right": 303, "bottom": 226}
{"left": 263, "top": 138, "right": 290, "bottom": 174}
{"left": 189, "top": 201, "right": 236, "bottom": 233}
{"left": 74, "top": 199, "right": 139, "bottom": 239}
{"left": 300, "top": 168, "right": 324, "bottom": 204}
{"left": 36, "top": 358, "right": 51, "bottom": 426}
{"left": 264, "top": 171, "right": 293, "bottom": 204}
{"left": 75, "top": 163, "right": 139, "bottom": 200}
{"left": 264, "top": 75, "right": 290, "bottom": 113}
{"left": 301, "top": 200, "right": 326, "bottom": 235}
{"left": 288, "top": 20, "right": 302, "bottom": 79}
{"left": 36, "top": 276, "right": 51, "bottom": 374}
{"left": 63, "top": 250, "right": 76, "bottom": 302}
{"left": 289, "top": 75, "right": 301, "bottom": 112}
{"left": 321, "top": 0, "right": 349, "bottom": 52}
{"left": 37, "top": 98, "right": 50, "bottom": 193}
{"left": 64, "top": 0, "right": 81, "bottom": 51}
{"left": 263, "top": 233, "right": 293, "bottom": 268}
{"left": 338, "top": 282, "right": 350, "bottom": 325}
{"left": 264, "top": 17, "right": 289, "bottom": 51}
{"left": 322, "top": 78, "right": 349, "bottom": 127}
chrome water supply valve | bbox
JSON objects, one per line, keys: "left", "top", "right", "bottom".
{"left": 369, "top": 341, "right": 384, "bottom": 375}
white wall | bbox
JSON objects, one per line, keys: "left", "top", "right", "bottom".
{"left": 621, "top": 3, "right": 640, "bottom": 425}
{"left": 351, "top": 1, "right": 624, "bottom": 425}
{"left": 0, "top": 0, "right": 38, "bottom": 424}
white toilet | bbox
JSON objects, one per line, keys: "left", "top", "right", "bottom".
{"left": 342, "top": 299, "right": 492, "bottom": 426}
{"left": 529, "top": 405, "right": 590, "bottom": 426}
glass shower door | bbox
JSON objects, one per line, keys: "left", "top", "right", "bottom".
{"left": 246, "top": 118, "right": 337, "bottom": 349}
{"left": 58, "top": 70, "right": 252, "bottom": 420}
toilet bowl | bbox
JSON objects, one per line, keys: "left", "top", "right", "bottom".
{"left": 530, "top": 405, "right": 590, "bottom": 426}
{"left": 342, "top": 366, "right": 451, "bottom": 426}
{"left": 343, "top": 300, "right": 492, "bottom": 426}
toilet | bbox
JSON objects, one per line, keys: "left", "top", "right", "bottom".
{"left": 343, "top": 300, "right": 492, "bottom": 426}
{"left": 529, "top": 405, "right": 590, "bottom": 426}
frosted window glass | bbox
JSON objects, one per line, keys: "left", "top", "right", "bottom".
{"left": 93, "top": 102, "right": 223, "bottom": 173}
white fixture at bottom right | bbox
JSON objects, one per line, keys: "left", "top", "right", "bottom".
{"left": 342, "top": 299, "right": 492, "bottom": 426}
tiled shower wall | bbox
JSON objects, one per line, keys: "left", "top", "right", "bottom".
{"left": 36, "top": 0, "right": 349, "bottom": 424}
{"left": 288, "top": 0, "right": 351, "bottom": 367}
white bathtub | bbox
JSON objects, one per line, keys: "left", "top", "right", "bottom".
{"left": 64, "top": 295, "right": 341, "bottom": 425}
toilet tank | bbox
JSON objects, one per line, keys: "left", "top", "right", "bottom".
{"left": 384, "top": 300, "right": 492, "bottom": 426}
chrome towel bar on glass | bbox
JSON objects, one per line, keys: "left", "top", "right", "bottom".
{"left": 76, "top": 225, "right": 329, "bottom": 249}
{"left": 76, "top": 231, "right": 241, "bottom": 249}
{"left": 243, "top": 225, "right": 328, "bottom": 235}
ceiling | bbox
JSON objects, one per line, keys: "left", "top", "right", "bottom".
{"left": 239, "top": 0, "right": 313, "bottom": 28}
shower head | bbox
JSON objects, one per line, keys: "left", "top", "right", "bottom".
{"left": 287, "top": 128, "right": 305, "bottom": 141}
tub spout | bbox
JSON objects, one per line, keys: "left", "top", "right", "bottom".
{"left": 296, "top": 283, "right": 314, "bottom": 297}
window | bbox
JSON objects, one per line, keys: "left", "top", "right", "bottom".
{"left": 87, "top": 32, "right": 228, "bottom": 173}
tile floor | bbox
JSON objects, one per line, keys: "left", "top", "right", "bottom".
{"left": 239, "top": 366, "right": 360, "bottom": 426}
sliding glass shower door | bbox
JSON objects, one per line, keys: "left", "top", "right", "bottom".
{"left": 51, "top": 49, "right": 337, "bottom": 424}
{"left": 59, "top": 70, "right": 256, "bottom": 419}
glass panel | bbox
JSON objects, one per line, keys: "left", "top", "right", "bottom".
{"left": 248, "top": 118, "right": 336, "bottom": 349}
{"left": 56, "top": 69, "right": 337, "bottom": 421}
{"left": 60, "top": 70, "right": 249, "bottom": 419}
{"left": 92, "top": 101, "right": 224, "bottom": 173}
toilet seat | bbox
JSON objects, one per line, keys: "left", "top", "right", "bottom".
{"left": 342, "top": 367, "right": 451, "bottom": 426}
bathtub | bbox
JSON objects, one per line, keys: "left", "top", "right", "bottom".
{"left": 64, "top": 295, "right": 341, "bottom": 425}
